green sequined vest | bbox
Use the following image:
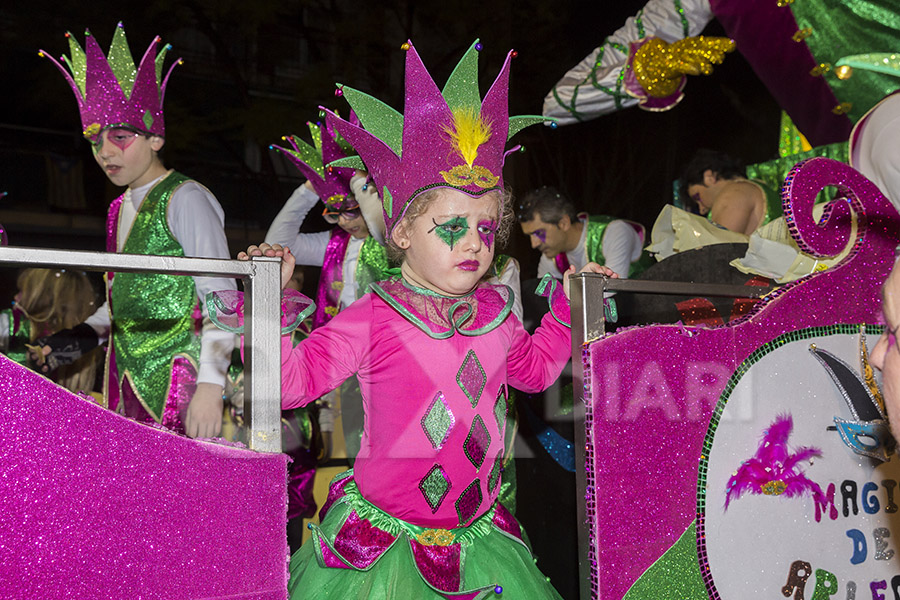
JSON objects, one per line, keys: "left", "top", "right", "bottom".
{"left": 584, "top": 215, "right": 652, "bottom": 278}
{"left": 355, "top": 235, "right": 392, "bottom": 298}
{"left": 110, "top": 171, "right": 200, "bottom": 421}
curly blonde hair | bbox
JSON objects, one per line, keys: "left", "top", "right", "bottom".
{"left": 387, "top": 187, "right": 515, "bottom": 262}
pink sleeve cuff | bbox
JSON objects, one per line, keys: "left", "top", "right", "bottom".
{"left": 205, "top": 288, "right": 315, "bottom": 335}
{"left": 535, "top": 274, "right": 571, "bottom": 328}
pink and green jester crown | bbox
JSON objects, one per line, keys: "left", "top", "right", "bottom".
{"left": 324, "top": 40, "right": 553, "bottom": 238}
{"left": 39, "top": 23, "right": 180, "bottom": 143}
{"left": 270, "top": 117, "right": 357, "bottom": 211}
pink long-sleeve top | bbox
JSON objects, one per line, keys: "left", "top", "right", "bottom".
{"left": 279, "top": 279, "right": 571, "bottom": 529}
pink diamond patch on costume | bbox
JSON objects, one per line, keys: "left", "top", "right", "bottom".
{"left": 464, "top": 415, "right": 491, "bottom": 469}
{"left": 455, "top": 479, "right": 483, "bottom": 526}
{"left": 493, "top": 384, "right": 508, "bottom": 432}
{"left": 421, "top": 391, "right": 455, "bottom": 449}
{"left": 333, "top": 511, "right": 398, "bottom": 569}
{"left": 419, "top": 464, "right": 452, "bottom": 513}
{"left": 409, "top": 539, "right": 463, "bottom": 593}
{"left": 456, "top": 349, "right": 486, "bottom": 407}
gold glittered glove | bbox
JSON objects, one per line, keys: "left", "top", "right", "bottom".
{"left": 632, "top": 36, "right": 736, "bottom": 98}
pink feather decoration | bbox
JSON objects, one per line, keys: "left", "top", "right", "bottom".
{"left": 724, "top": 413, "right": 824, "bottom": 510}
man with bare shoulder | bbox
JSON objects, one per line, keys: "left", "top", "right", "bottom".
{"left": 681, "top": 149, "right": 768, "bottom": 235}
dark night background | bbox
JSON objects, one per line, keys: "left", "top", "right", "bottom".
{"left": 0, "top": 2, "right": 783, "bottom": 598}
{"left": 0, "top": 1, "right": 781, "bottom": 269}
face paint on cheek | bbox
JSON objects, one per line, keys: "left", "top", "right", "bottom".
{"left": 478, "top": 220, "right": 497, "bottom": 250}
{"left": 428, "top": 216, "right": 469, "bottom": 250}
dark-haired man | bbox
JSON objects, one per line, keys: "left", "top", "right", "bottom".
{"left": 517, "top": 186, "right": 648, "bottom": 279}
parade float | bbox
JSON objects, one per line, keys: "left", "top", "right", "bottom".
{"left": 570, "top": 157, "right": 900, "bottom": 599}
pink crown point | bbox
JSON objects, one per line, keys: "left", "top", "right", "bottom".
{"left": 326, "top": 39, "right": 550, "bottom": 239}
{"left": 41, "top": 25, "right": 181, "bottom": 143}
{"left": 270, "top": 118, "right": 357, "bottom": 208}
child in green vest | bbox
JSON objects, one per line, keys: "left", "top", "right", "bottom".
{"left": 32, "top": 24, "right": 236, "bottom": 438}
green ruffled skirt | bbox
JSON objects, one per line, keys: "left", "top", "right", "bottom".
{"left": 288, "top": 471, "right": 562, "bottom": 599}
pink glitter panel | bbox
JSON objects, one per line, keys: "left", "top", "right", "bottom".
{"left": 463, "top": 415, "right": 490, "bottom": 469}
{"left": 114, "top": 356, "right": 196, "bottom": 434}
{"left": 455, "top": 479, "right": 483, "bottom": 526}
{"left": 0, "top": 356, "right": 288, "bottom": 599}
{"left": 491, "top": 503, "right": 523, "bottom": 542}
{"left": 409, "top": 539, "right": 463, "bottom": 592}
{"left": 162, "top": 355, "right": 196, "bottom": 432}
{"left": 582, "top": 158, "right": 900, "bottom": 599}
{"left": 332, "top": 510, "right": 398, "bottom": 569}
{"left": 318, "top": 535, "right": 353, "bottom": 570}
{"left": 319, "top": 474, "right": 352, "bottom": 521}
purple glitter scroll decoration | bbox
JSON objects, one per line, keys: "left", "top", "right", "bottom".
{"left": 581, "top": 158, "right": 900, "bottom": 599}
{"left": 0, "top": 357, "right": 288, "bottom": 599}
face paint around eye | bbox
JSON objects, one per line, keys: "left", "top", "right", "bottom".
{"left": 532, "top": 229, "right": 547, "bottom": 244}
{"left": 107, "top": 129, "right": 140, "bottom": 151}
{"left": 94, "top": 128, "right": 141, "bottom": 154}
{"left": 478, "top": 220, "right": 497, "bottom": 249}
{"left": 428, "top": 216, "right": 469, "bottom": 250}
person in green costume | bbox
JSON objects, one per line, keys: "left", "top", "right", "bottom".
{"left": 32, "top": 25, "right": 236, "bottom": 438}
{"left": 517, "top": 185, "right": 650, "bottom": 280}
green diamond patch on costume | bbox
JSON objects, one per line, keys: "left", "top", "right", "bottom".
{"left": 456, "top": 479, "right": 483, "bottom": 526}
{"left": 456, "top": 349, "right": 486, "bottom": 408}
{"left": 419, "top": 464, "right": 452, "bottom": 514}
{"left": 488, "top": 456, "right": 502, "bottom": 493}
{"left": 142, "top": 111, "right": 153, "bottom": 130}
{"left": 464, "top": 415, "right": 491, "bottom": 469}
{"left": 493, "top": 384, "right": 508, "bottom": 432}
{"left": 421, "top": 391, "right": 455, "bottom": 449}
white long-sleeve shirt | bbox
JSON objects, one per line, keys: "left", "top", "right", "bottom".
{"left": 85, "top": 173, "right": 236, "bottom": 386}
{"left": 265, "top": 183, "right": 365, "bottom": 308}
{"left": 543, "top": 0, "right": 713, "bottom": 124}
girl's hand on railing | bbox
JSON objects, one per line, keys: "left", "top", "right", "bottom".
{"left": 238, "top": 243, "right": 296, "bottom": 290}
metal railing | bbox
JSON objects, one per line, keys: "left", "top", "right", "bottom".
{"left": 569, "top": 273, "right": 771, "bottom": 600}
{"left": 0, "top": 246, "right": 285, "bottom": 453}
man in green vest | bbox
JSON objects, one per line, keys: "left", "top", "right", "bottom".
{"left": 32, "top": 25, "right": 235, "bottom": 439}
{"left": 517, "top": 186, "right": 649, "bottom": 279}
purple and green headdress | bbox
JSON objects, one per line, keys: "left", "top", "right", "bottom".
{"left": 324, "top": 40, "right": 553, "bottom": 239}
{"left": 39, "top": 23, "right": 180, "bottom": 143}
{"left": 270, "top": 118, "right": 357, "bottom": 216}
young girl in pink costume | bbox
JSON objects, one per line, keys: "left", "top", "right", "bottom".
{"left": 234, "top": 40, "right": 616, "bottom": 599}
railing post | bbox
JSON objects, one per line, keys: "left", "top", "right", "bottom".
{"left": 244, "top": 256, "right": 284, "bottom": 453}
{"left": 570, "top": 273, "right": 608, "bottom": 600}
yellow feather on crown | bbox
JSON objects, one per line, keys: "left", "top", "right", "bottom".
{"left": 443, "top": 107, "right": 492, "bottom": 167}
